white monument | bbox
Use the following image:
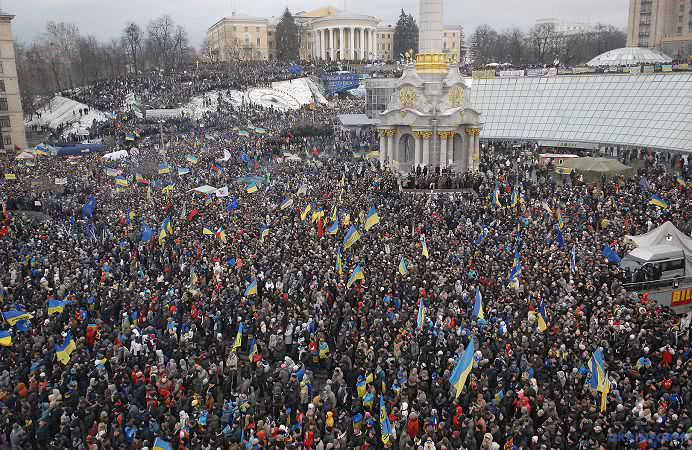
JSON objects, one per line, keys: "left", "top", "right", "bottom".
{"left": 377, "top": 0, "right": 482, "bottom": 173}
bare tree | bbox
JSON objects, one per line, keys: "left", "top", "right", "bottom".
{"left": 121, "top": 22, "right": 143, "bottom": 73}
{"left": 526, "top": 23, "right": 563, "bottom": 65}
{"left": 146, "top": 15, "right": 176, "bottom": 69}
{"left": 41, "top": 21, "right": 81, "bottom": 90}
{"left": 470, "top": 25, "right": 499, "bottom": 65}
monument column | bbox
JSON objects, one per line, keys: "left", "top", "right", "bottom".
{"left": 413, "top": 133, "right": 422, "bottom": 168}
{"left": 359, "top": 28, "right": 365, "bottom": 59}
{"left": 373, "top": 29, "right": 378, "bottom": 60}
{"left": 378, "top": 130, "right": 387, "bottom": 166}
{"left": 438, "top": 131, "right": 450, "bottom": 169}
{"left": 421, "top": 132, "right": 431, "bottom": 167}
{"left": 465, "top": 128, "right": 475, "bottom": 172}
{"left": 386, "top": 131, "right": 396, "bottom": 164}
{"left": 339, "top": 28, "right": 345, "bottom": 61}
{"left": 473, "top": 130, "right": 481, "bottom": 171}
{"left": 319, "top": 29, "right": 325, "bottom": 60}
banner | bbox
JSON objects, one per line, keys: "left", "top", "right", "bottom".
{"left": 558, "top": 68, "right": 574, "bottom": 75}
{"left": 671, "top": 287, "right": 692, "bottom": 307}
{"left": 676, "top": 63, "right": 689, "bottom": 70}
{"left": 573, "top": 67, "right": 592, "bottom": 74}
{"left": 661, "top": 64, "right": 673, "bottom": 72}
{"left": 643, "top": 65, "right": 655, "bottom": 74}
{"left": 471, "top": 69, "right": 496, "bottom": 79}
{"left": 55, "top": 177, "right": 68, "bottom": 185}
{"left": 321, "top": 73, "right": 360, "bottom": 94}
{"left": 629, "top": 65, "right": 641, "bottom": 75}
{"left": 544, "top": 67, "right": 558, "bottom": 77}
{"left": 526, "top": 68, "right": 544, "bottom": 77}
{"left": 498, "top": 69, "right": 525, "bottom": 78}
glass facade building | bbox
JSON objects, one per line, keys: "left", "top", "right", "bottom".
{"left": 366, "top": 73, "right": 692, "bottom": 153}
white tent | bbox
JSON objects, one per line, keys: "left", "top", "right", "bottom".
{"left": 16, "top": 151, "right": 35, "bottom": 159}
{"left": 626, "top": 221, "right": 692, "bottom": 274}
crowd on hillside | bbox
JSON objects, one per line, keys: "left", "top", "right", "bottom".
{"left": 1, "top": 63, "right": 691, "bottom": 450}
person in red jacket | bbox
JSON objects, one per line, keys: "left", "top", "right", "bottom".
{"left": 407, "top": 412, "right": 420, "bottom": 439}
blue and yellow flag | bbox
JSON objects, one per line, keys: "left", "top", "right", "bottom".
{"left": 260, "top": 226, "right": 270, "bottom": 242}
{"left": 421, "top": 235, "right": 429, "bottom": 258}
{"left": 336, "top": 248, "right": 344, "bottom": 275}
{"left": 186, "top": 155, "right": 199, "bottom": 165}
{"left": 202, "top": 226, "right": 214, "bottom": 236}
{"left": 473, "top": 287, "right": 484, "bottom": 319}
{"left": 495, "top": 389, "right": 505, "bottom": 402}
{"left": 649, "top": 194, "right": 669, "bottom": 209}
{"left": 493, "top": 185, "right": 502, "bottom": 208}
{"left": 343, "top": 225, "right": 361, "bottom": 250}
{"left": 161, "top": 216, "right": 173, "bottom": 234}
{"left": 55, "top": 331, "right": 77, "bottom": 365}
{"left": 115, "top": 176, "right": 129, "bottom": 187}
{"left": 449, "top": 336, "right": 475, "bottom": 398}
{"left": 158, "top": 163, "right": 171, "bottom": 174}
{"left": 379, "top": 395, "right": 392, "bottom": 445}
{"left": 246, "top": 183, "right": 258, "bottom": 194}
{"left": 158, "top": 229, "right": 167, "bottom": 245}
{"left": 232, "top": 323, "right": 244, "bottom": 352}
{"left": 398, "top": 256, "right": 409, "bottom": 276}
{"left": 311, "top": 207, "right": 324, "bottom": 224}
{"left": 300, "top": 203, "right": 312, "bottom": 221}
{"left": 347, "top": 265, "right": 365, "bottom": 288}
{"left": 556, "top": 207, "right": 564, "bottom": 229}
{"left": 280, "top": 198, "right": 294, "bottom": 211}
{"left": 330, "top": 204, "right": 338, "bottom": 222}
{"left": 364, "top": 207, "right": 380, "bottom": 231}
{"left": 162, "top": 183, "right": 175, "bottom": 194}
{"left": 588, "top": 349, "right": 607, "bottom": 390}
{"left": 2, "top": 310, "right": 33, "bottom": 326}
{"left": 0, "top": 330, "right": 12, "bottom": 346}
{"left": 153, "top": 437, "right": 173, "bottom": 450}
{"left": 248, "top": 337, "right": 258, "bottom": 361}
{"left": 417, "top": 300, "right": 425, "bottom": 330}
{"left": 48, "top": 299, "right": 72, "bottom": 315}
{"left": 244, "top": 279, "right": 258, "bottom": 297}
{"left": 508, "top": 250, "right": 522, "bottom": 282}
{"left": 326, "top": 216, "right": 339, "bottom": 235}
{"left": 537, "top": 299, "right": 548, "bottom": 332}
{"left": 510, "top": 186, "right": 519, "bottom": 207}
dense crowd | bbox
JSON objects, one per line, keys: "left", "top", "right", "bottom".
{"left": 1, "top": 64, "right": 691, "bottom": 450}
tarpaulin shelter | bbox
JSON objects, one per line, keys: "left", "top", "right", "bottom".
{"left": 626, "top": 221, "right": 692, "bottom": 275}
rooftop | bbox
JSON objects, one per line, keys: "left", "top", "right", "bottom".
{"left": 587, "top": 47, "right": 672, "bottom": 67}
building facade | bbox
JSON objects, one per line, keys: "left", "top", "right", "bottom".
{"left": 0, "top": 14, "right": 26, "bottom": 150}
{"left": 626, "top": 0, "right": 692, "bottom": 56}
{"left": 208, "top": 5, "right": 462, "bottom": 63}
{"left": 376, "top": 25, "right": 462, "bottom": 62}
{"left": 535, "top": 18, "right": 596, "bottom": 35}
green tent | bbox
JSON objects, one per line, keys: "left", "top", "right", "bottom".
{"left": 560, "top": 157, "right": 633, "bottom": 181}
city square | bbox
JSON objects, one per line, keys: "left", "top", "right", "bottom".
{"left": 0, "top": 0, "right": 691, "bottom": 449}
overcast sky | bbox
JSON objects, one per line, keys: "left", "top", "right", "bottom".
{"left": 8, "top": 0, "right": 629, "bottom": 47}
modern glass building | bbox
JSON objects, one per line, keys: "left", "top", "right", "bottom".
{"left": 366, "top": 72, "right": 692, "bottom": 153}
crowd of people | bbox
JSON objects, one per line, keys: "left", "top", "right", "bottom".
{"left": 1, "top": 61, "right": 691, "bottom": 450}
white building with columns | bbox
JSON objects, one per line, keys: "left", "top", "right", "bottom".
{"left": 295, "top": 6, "right": 379, "bottom": 61}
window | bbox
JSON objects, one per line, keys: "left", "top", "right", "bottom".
{"left": 0, "top": 62, "right": 3, "bottom": 74}
{"left": 257, "top": 37, "right": 261, "bottom": 46}
{"left": 678, "top": 26, "right": 683, "bottom": 33}
{"left": 0, "top": 116, "right": 8, "bottom": 128}
{"left": 388, "top": 43, "right": 391, "bottom": 50}
{"left": 256, "top": 27, "right": 260, "bottom": 32}
{"left": 233, "top": 26, "right": 237, "bottom": 31}
{"left": 444, "top": 32, "right": 447, "bottom": 37}
{"left": 3, "top": 136, "right": 10, "bottom": 146}
{"left": 0, "top": 99, "right": 7, "bottom": 111}
{"left": 0, "top": 80, "right": 5, "bottom": 92}
{"left": 245, "top": 26, "right": 248, "bottom": 32}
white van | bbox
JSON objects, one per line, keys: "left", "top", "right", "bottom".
{"left": 620, "top": 244, "right": 686, "bottom": 281}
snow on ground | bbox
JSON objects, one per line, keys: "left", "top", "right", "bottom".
{"left": 26, "top": 96, "right": 109, "bottom": 137}
{"left": 347, "top": 85, "right": 366, "bottom": 98}
{"left": 182, "top": 90, "right": 245, "bottom": 120}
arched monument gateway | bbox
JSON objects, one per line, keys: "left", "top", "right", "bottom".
{"left": 377, "top": 0, "right": 482, "bottom": 173}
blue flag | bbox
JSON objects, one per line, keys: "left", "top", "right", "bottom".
{"left": 602, "top": 244, "right": 621, "bottom": 263}
{"left": 81, "top": 195, "right": 97, "bottom": 218}
{"left": 141, "top": 224, "right": 154, "bottom": 242}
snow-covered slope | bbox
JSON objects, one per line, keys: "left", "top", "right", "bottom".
{"left": 25, "top": 96, "right": 109, "bottom": 137}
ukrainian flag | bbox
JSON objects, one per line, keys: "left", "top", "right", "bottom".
{"left": 162, "top": 216, "right": 173, "bottom": 234}
{"left": 326, "top": 216, "right": 339, "bottom": 235}
{"left": 48, "top": 299, "right": 72, "bottom": 315}
{"left": 153, "top": 437, "right": 173, "bottom": 450}
{"left": 300, "top": 203, "right": 312, "bottom": 221}
{"left": 162, "top": 183, "right": 175, "bottom": 194}
{"left": 245, "top": 279, "right": 258, "bottom": 297}
{"left": 537, "top": 299, "right": 548, "bottom": 332}
{"left": 364, "top": 207, "right": 380, "bottom": 231}
{"left": 343, "top": 212, "right": 351, "bottom": 226}
{"left": 473, "top": 287, "right": 484, "bottom": 319}
{"left": 202, "top": 226, "right": 214, "bottom": 236}
{"left": 493, "top": 185, "right": 502, "bottom": 207}
{"left": 215, "top": 226, "right": 226, "bottom": 242}
{"left": 260, "top": 226, "right": 270, "bottom": 242}
{"left": 0, "top": 330, "right": 12, "bottom": 346}
{"left": 115, "top": 176, "right": 129, "bottom": 187}
{"left": 556, "top": 207, "right": 564, "bottom": 229}
{"left": 449, "top": 336, "right": 475, "bottom": 398}
{"left": 588, "top": 349, "right": 607, "bottom": 390}
{"left": 676, "top": 175, "right": 688, "bottom": 187}
{"left": 232, "top": 323, "right": 244, "bottom": 352}
{"left": 508, "top": 250, "right": 522, "bottom": 282}
{"left": 421, "top": 236, "right": 429, "bottom": 258}
{"left": 330, "top": 204, "right": 338, "bottom": 222}
{"left": 248, "top": 338, "right": 258, "bottom": 361}
{"left": 379, "top": 395, "right": 392, "bottom": 445}
{"left": 417, "top": 300, "right": 425, "bottom": 329}
{"left": 343, "top": 225, "right": 361, "bottom": 250}
{"left": 280, "top": 197, "right": 294, "bottom": 210}
{"left": 246, "top": 183, "right": 258, "bottom": 193}
{"left": 649, "top": 195, "right": 669, "bottom": 209}
{"left": 495, "top": 389, "right": 505, "bottom": 402}
{"left": 158, "top": 229, "right": 167, "bottom": 245}
{"left": 510, "top": 187, "right": 519, "bottom": 207}
{"left": 398, "top": 256, "right": 409, "bottom": 276}
{"left": 347, "top": 265, "right": 365, "bottom": 288}
{"left": 55, "top": 331, "right": 77, "bottom": 365}
{"left": 335, "top": 248, "right": 343, "bottom": 275}
{"left": 311, "top": 208, "right": 324, "bottom": 224}
{"left": 186, "top": 155, "right": 199, "bottom": 164}
{"left": 158, "top": 163, "right": 171, "bottom": 174}
{"left": 356, "top": 378, "right": 367, "bottom": 397}
{"left": 2, "top": 310, "right": 34, "bottom": 326}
